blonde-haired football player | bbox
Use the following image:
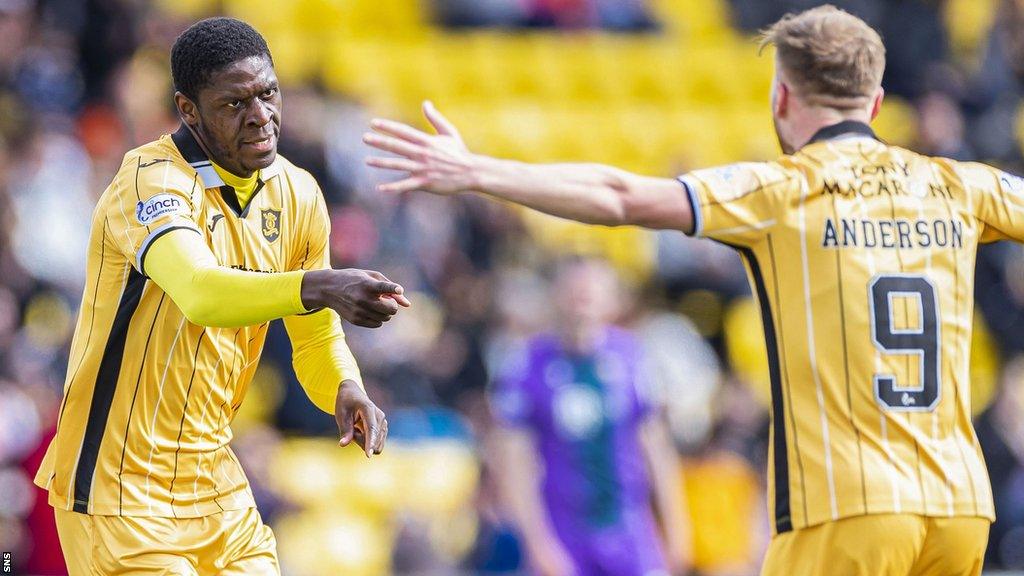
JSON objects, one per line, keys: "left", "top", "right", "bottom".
{"left": 365, "top": 5, "right": 1009, "bottom": 575}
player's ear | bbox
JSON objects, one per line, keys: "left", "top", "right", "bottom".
{"left": 869, "top": 87, "right": 885, "bottom": 121}
{"left": 174, "top": 91, "right": 199, "bottom": 127}
{"left": 773, "top": 81, "right": 790, "bottom": 118}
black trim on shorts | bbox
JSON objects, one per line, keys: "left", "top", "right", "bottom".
{"left": 72, "top": 267, "right": 147, "bottom": 513}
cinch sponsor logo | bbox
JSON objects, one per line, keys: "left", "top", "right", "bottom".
{"left": 136, "top": 193, "right": 185, "bottom": 225}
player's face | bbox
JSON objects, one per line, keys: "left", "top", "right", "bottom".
{"left": 555, "top": 261, "right": 621, "bottom": 327}
{"left": 188, "top": 54, "right": 282, "bottom": 177}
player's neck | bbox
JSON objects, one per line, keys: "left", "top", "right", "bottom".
{"left": 793, "top": 107, "right": 873, "bottom": 150}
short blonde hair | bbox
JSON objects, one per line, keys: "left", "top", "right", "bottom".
{"left": 760, "top": 5, "right": 885, "bottom": 109}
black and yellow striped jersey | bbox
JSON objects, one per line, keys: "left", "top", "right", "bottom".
{"left": 34, "top": 125, "right": 342, "bottom": 517}
{"left": 680, "top": 121, "right": 1017, "bottom": 534}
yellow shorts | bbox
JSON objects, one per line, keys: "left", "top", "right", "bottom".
{"left": 54, "top": 507, "right": 279, "bottom": 576}
{"left": 762, "top": 514, "right": 990, "bottom": 576}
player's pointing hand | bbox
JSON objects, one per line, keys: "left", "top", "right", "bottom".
{"left": 364, "top": 101, "right": 478, "bottom": 195}
{"left": 301, "top": 268, "right": 411, "bottom": 328}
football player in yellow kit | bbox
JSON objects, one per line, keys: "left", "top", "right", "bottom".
{"left": 365, "top": 6, "right": 1008, "bottom": 575}
{"left": 37, "top": 17, "right": 408, "bottom": 575}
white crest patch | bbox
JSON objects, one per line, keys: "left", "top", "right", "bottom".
{"left": 709, "top": 164, "right": 742, "bottom": 182}
{"left": 136, "top": 193, "right": 186, "bottom": 225}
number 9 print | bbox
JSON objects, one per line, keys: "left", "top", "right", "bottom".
{"left": 868, "top": 274, "right": 941, "bottom": 411}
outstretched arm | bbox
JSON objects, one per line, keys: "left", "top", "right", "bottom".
{"left": 364, "top": 101, "right": 695, "bottom": 233}
{"left": 145, "top": 229, "right": 410, "bottom": 328}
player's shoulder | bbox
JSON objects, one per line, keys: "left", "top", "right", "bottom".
{"left": 936, "top": 156, "right": 1010, "bottom": 188}
{"left": 269, "top": 153, "right": 323, "bottom": 204}
{"left": 107, "top": 135, "right": 198, "bottom": 200}
{"left": 895, "top": 146, "right": 1013, "bottom": 190}
{"left": 684, "top": 159, "right": 803, "bottom": 197}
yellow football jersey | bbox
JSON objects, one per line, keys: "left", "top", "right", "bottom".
{"left": 34, "top": 125, "right": 337, "bottom": 517}
{"left": 679, "top": 121, "right": 1017, "bottom": 534}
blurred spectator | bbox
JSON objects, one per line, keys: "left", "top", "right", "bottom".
{"left": 727, "top": 0, "right": 947, "bottom": 99}
{"left": 915, "top": 89, "right": 975, "bottom": 160}
{"left": 430, "top": 0, "right": 528, "bottom": 28}
{"left": 431, "top": 0, "right": 658, "bottom": 31}
{"left": 977, "top": 355, "right": 1024, "bottom": 570}
{"left": 975, "top": 242, "right": 1024, "bottom": 357}
{"left": 488, "top": 259, "right": 691, "bottom": 576}
{"left": 8, "top": 127, "right": 93, "bottom": 295}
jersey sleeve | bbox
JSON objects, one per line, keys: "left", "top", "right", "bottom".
{"left": 958, "top": 161, "right": 1024, "bottom": 243}
{"left": 283, "top": 308, "right": 362, "bottom": 414}
{"left": 488, "top": 343, "right": 537, "bottom": 428}
{"left": 678, "top": 161, "right": 797, "bottom": 247}
{"left": 291, "top": 183, "right": 332, "bottom": 272}
{"left": 102, "top": 155, "right": 202, "bottom": 273}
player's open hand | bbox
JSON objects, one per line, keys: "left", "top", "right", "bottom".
{"left": 335, "top": 380, "right": 388, "bottom": 457}
{"left": 364, "top": 100, "right": 476, "bottom": 195}
{"left": 301, "top": 268, "right": 411, "bottom": 328}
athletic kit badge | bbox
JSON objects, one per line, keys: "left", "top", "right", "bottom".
{"left": 261, "top": 209, "right": 281, "bottom": 242}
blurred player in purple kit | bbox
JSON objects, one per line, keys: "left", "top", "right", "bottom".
{"left": 488, "top": 259, "right": 691, "bottom": 576}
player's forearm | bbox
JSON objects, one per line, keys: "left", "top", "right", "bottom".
{"left": 181, "top": 266, "right": 307, "bottom": 327}
{"left": 284, "top": 309, "right": 363, "bottom": 414}
{"left": 470, "top": 155, "right": 635, "bottom": 226}
{"left": 146, "top": 231, "right": 308, "bottom": 327}
{"left": 292, "top": 340, "right": 363, "bottom": 415}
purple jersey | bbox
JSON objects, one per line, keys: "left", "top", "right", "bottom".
{"left": 491, "top": 327, "right": 668, "bottom": 576}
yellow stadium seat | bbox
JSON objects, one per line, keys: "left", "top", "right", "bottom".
{"left": 276, "top": 510, "right": 392, "bottom": 576}
{"left": 652, "top": 0, "right": 734, "bottom": 40}
{"left": 155, "top": 0, "right": 217, "bottom": 18}
{"left": 872, "top": 95, "right": 918, "bottom": 148}
{"left": 270, "top": 438, "right": 401, "bottom": 514}
{"left": 944, "top": 0, "right": 998, "bottom": 64}
{"left": 263, "top": 29, "right": 322, "bottom": 87}
{"left": 683, "top": 453, "right": 762, "bottom": 573}
{"left": 724, "top": 297, "right": 771, "bottom": 407}
{"left": 971, "top": 313, "right": 1000, "bottom": 416}
{"left": 223, "top": 0, "right": 293, "bottom": 34}
{"left": 390, "top": 441, "right": 480, "bottom": 515}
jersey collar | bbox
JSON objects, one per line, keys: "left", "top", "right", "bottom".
{"left": 170, "top": 123, "right": 281, "bottom": 217}
{"left": 803, "top": 120, "right": 880, "bottom": 148}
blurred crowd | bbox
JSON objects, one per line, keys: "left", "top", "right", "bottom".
{"left": 4, "top": 0, "right": 1024, "bottom": 575}
{"left": 428, "top": 0, "right": 659, "bottom": 30}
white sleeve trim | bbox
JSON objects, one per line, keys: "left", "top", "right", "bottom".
{"left": 135, "top": 221, "right": 202, "bottom": 275}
